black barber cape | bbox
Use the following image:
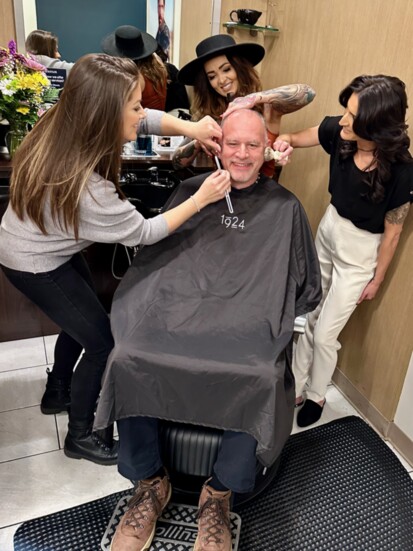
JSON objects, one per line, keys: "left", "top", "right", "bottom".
{"left": 95, "top": 174, "right": 321, "bottom": 466}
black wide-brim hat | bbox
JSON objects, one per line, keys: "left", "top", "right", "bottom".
{"left": 101, "top": 25, "right": 158, "bottom": 61}
{"left": 178, "top": 34, "right": 265, "bottom": 85}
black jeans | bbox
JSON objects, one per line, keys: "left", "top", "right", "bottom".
{"left": 117, "top": 416, "right": 258, "bottom": 494}
{"left": 1, "top": 253, "right": 114, "bottom": 428}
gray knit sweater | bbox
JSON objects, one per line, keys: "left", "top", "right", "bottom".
{"left": 0, "top": 111, "right": 169, "bottom": 273}
{"left": 32, "top": 54, "right": 74, "bottom": 74}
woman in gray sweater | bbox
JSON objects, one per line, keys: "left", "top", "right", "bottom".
{"left": 0, "top": 53, "right": 230, "bottom": 465}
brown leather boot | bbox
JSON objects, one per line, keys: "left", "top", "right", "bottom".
{"left": 110, "top": 473, "right": 171, "bottom": 551}
{"left": 194, "top": 479, "right": 232, "bottom": 551}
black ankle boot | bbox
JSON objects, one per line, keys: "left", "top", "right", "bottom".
{"left": 40, "top": 368, "right": 71, "bottom": 414}
{"left": 64, "top": 425, "right": 118, "bottom": 466}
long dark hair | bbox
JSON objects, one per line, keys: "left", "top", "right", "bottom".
{"left": 191, "top": 54, "right": 261, "bottom": 121}
{"left": 338, "top": 74, "right": 411, "bottom": 203}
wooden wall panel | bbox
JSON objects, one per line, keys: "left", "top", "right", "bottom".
{"left": 0, "top": 0, "right": 16, "bottom": 48}
{"left": 179, "top": 0, "right": 214, "bottom": 69}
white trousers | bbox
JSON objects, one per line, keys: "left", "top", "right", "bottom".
{"left": 293, "top": 205, "right": 382, "bottom": 402}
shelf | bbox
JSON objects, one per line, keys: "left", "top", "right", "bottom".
{"left": 223, "top": 22, "right": 279, "bottom": 37}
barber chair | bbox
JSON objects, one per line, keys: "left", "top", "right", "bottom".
{"left": 158, "top": 421, "right": 281, "bottom": 509}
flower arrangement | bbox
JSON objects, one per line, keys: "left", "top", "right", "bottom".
{"left": 0, "top": 39, "right": 59, "bottom": 154}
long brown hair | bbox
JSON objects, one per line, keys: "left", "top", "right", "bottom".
{"left": 10, "top": 54, "right": 140, "bottom": 239}
{"left": 191, "top": 54, "right": 261, "bottom": 121}
{"left": 25, "top": 29, "right": 58, "bottom": 58}
{"left": 137, "top": 52, "right": 167, "bottom": 95}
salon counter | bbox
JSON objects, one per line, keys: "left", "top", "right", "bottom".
{"left": 0, "top": 154, "right": 214, "bottom": 342}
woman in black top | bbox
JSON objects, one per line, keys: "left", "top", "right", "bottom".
{"left": 277, "top": 74, "right": 412, "bottom": 427}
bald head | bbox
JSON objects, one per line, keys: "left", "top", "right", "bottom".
{"left": 221, "top": 109, "right": 267, "bottom": 142}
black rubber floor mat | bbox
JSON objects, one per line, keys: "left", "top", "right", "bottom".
{"left": 14, "top": 416, "right": 413, "bottom": 550}
{"left": 237, "top": 416, "right": 413, "bottom": 550}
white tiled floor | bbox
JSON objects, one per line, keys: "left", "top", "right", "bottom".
{"left": 0, "top": 335, "right": 412, "bottom": 551}
{"left": 0, "top": 335, "right": 132, "bottom": 551}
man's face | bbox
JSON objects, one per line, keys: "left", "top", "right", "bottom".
{"left": 220, "top": 110, "right": 267, "bottom": 189}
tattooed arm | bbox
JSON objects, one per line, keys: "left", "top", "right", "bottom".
{"left": 259, "top": 83, "right": 316, "bottom": 114}
{"left": 223, "top": 84, "right": 316, "bottom": 118}
{"left": 172, "top": 137, "right": 202, "bottom": 170}
{"left": 357, "top": 202, "right": 410, "bottom": 303}
{"left": 222, "top": 84, "right": 316, "bottom": 137}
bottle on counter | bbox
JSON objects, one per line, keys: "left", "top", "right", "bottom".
{"left": 136, "top": 134, "right": 154, "bottom": 156}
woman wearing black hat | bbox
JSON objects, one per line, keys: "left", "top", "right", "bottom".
{"left": 102, "top": 25, "right": 168, "bottom": 110}
{"left": 173, "top": 34, "right": 315, "bottom": 177}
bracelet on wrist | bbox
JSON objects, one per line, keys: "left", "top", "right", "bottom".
{"left": 190, "top": 195, "right": 200, "bottom": 213}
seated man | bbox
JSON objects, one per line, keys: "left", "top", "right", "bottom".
{"left": 95, "top": 109, "right": 321, "bottom": 551}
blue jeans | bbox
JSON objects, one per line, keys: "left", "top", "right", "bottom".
{"left": 117, "top": 417, "right": 258, "bottom": 494}
{"left": 1, "top": 253, "right": 114, "bottom": 428}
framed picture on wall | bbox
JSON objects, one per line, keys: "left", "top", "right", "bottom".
{"left": 146, "top": 0, "right": 181, "bottom": 66}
